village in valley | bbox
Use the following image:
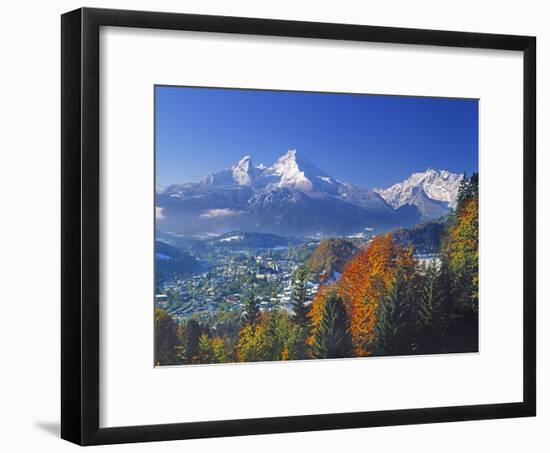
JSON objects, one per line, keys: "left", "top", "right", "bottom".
{"left": 155, "top": 242, "right": 321, "bottom": 323}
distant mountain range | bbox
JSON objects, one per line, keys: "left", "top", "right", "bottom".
{"left": 156, "top": 149, "right": 463, "bottom": 237}
{"left": 374, "top": 168, "right": 462, "bottom": 221}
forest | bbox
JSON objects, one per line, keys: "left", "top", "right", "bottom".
{"left": 155, "top": 173, "right": 479, "bottom": 366}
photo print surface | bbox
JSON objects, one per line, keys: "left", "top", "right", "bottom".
{"left": 154, "top": 86, "right": 479, "bottom": 366}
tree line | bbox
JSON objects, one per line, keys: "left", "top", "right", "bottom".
{"left": 155, "top": 173, "right": 479, "bottom": 365}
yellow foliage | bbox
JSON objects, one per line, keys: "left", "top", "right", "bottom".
{"left": 236, "top": 322, "right": 273, "bottom": 362}
{"left": 307, "top": 284, "right": 336, "bottom": 346}
{"left": 443, "top": 197, "right": 479, "bottom": 312}
{"left": 337, "top": 234, "right": 415, "bottom": 356}
{"left": 281, "top": 346, "right": 289, "bottom": 361}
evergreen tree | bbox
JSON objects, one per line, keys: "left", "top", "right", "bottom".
{"left": 182, "top": 319, "right": 201, "bottom": 364}
{"left": 266, "top": 310, "right": 284, "bottom": 360}
{"left": 418, "top": 262, "right": 437, "bottom": 326}
{"left": 374, "top": 266, "right": 414, "bottom": 356}
{"left": 415, "top": 261, "right": 443, "bottom": 353}
{"left": 466, "top": 172, "right": 479, "bottom": 200}
{"left": 292, "top": 266, "right": 310, "bottom": 328}
{"left": 241, "top": 293, "right": 260, "bottom": 329}
{"left": 270, "top": 309, "right": 310, "bottom": 361}
{"left": 285, "top": 325, "right": 310, "bottom": 360}
{"left": 289, "top": 266, "right": 312, "bottom": 360}
{"left": 197, "top": 333, "right": 215, "bottom": 364}
{"left": 456, "top": 172, "right": 478, "bottom": 209}
{"left": 430, "top": 255, "right": 454, "bottom": 352}
{"left": 456, "top": 172, "right": 468, "bottom": 206}
{"left": 311, "top": 290, "right": 352, "bottom": 359}
{"left": 154, "top": 308, "right": 180, "bottom": 366}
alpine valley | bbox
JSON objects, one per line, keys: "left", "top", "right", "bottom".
{"left": 153, "top": 87, "right": 479, "bottom": 367}
{"left": 156, "top": 149, "right": 462, "bottom": 239}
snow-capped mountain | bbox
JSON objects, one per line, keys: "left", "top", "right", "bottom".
{"left": 264, "top": 149, "right": 331, "bottom": 192}
{"left": 374, "top": 169, "right": 462, "bottom": 221}
{"left": 199, "top": 149, "right": 343, "bottom": 194}
{"left": 157, "top": 151, "right": 457, "bottom": 237}
{"left": 199, "top": 155, "right": 265, "bottom": 187}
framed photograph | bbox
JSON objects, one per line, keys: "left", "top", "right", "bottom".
{"left": 61, "top": 7, "right": 536, "bottom": 445}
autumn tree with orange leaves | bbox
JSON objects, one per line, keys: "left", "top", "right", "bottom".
{"left": 336, "top": 234, "right": 416, "bottom": 356}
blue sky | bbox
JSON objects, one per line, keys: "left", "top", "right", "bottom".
{"left": 155, "top": 86, "right": 478, "bottom": 188}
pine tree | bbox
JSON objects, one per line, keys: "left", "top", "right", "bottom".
{"left": 456, "top": 172, "right": 468, "bottom": 206}
{"left": 241, "top": 294, "right": 260, "bottom": 329}
{"left": 418, "top": 262, "right": 436, "bottom": 326}
{"left": 290, "top": 266, "right": 312, "bottom": 360}
{"left": 292, "top": 266, "right": 310, "bottom": 329}
{"left": 197, "top": 333, "right": 215, "bottom": 364}
{"left": 182, "top": 319, "right": 201, "bottom": 364}
{"left": 468, "top": 172, "right": 479, "bottom": 200}
{"left": 435, "top": 257, "right": 454, "bottom": 351}
{"left": 456, "top": 172, "right": 479, "bottom": 209}
{"left": 415, "top": 261, "right": 443, "bottom": 353}
{"left": 154, "top": 308, "right": 181, "bottom": 366}
{"left": 265, "top": 310, "right": 284, "bottom": 360}
{"left": 311, "top": 290, "right": 352, "bottom": 359}
{"left": 285, "top": 326, "right": 310, "bottom": 360}
{"left": 374, "top": 266, "right": 413, "bottom": 356}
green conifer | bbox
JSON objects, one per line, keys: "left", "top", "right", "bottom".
{"left": 182, "top": 319, "right": 201, "bottom": 364}
{"left": 312, "top": 290, "right": 352, "bottom": 359}
{"left": 154, "top": 308, "right": 181, "bottom": 366}
{"left": 292, "top": 266, "right": 310, "bottom": 328}
{"left": 241, "top": 293, "right": 261, "bottom": 329}
{"left": 456, "top": 172, "right": 468, "bottom": 207}
{"left": 374, "top": 266, "right": 413, "bottom": 356}
{"left": 416, "top": 261, "right": 443, "bottom": 353}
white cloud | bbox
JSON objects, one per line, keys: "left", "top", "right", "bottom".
{"left": 155, "top": 207, "right": 165, "bottom": 220}
{"left": 200, "top": 208, "right": 242, "bottom": 219}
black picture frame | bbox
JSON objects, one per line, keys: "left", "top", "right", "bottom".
{"left": 61, "top": 7, "right": 536, "bottom": 446}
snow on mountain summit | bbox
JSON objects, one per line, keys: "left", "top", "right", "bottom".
{"left": 158, "top": 151, "right": 463, "bottom": 237}
{"left": 265, "top": 149, "right": 328, "bottom": 192}
{"left": 200, "top": 148, "right": 350, "bottom": 193}
{"left": 200, "top": 154, "right": 265, "bottom": 187}
{"left": 231, "top": 155, "right": 261, "bottom": 186}
{"left": 374, "top": 168, "right": 463, "bottom": 220}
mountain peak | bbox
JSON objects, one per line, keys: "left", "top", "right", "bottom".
{"left": 231, "top": 155, "right": 253, "bottom": 174}
{"left": 268, "top": 149, "right": 322, "bottom": 192}
{"left": 374, "top": 168, "right": 462, "bottom": 219}
{"left": 274, "top": 148, "right": 315, "bottom": 166}
{"left": 199, "top": 155, "right": 257, "bottom": 187}
{"left": 283, "top": 148, "right": 297, "bottom": 159}
{"left": 158, "top": 150, "right": 446, "bottom": 237}
{"left": 231, "top": 155, "right": 259, "bottom": 186}
{"left": 272, "top": 149, "right": 301, "bottom": 168}
{"left": 234, "top": 155, "right": 252, "bottom": 165}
